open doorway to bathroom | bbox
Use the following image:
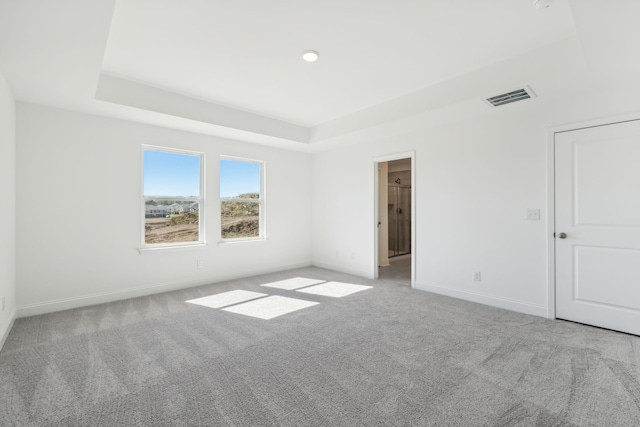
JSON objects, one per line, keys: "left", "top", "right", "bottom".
{"left": 387, "top": 160, "right": 411, "bottom": 258}
{"left": 373, "top": 153, "right": 414, "bottom": 287}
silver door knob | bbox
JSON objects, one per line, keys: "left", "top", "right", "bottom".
{"left": 558, "top": 232, "right": 567, "bottom": 239}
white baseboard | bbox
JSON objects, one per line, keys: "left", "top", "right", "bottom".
{"left": 311, "top": 261, "right": 374, "bottom": 279}
{"left": 0, "top": 308, "right": 17, "bottom": 352}
{"left": 415, "top": 281, "right": 548, "bottom": 318}
{"left": 17, "top": 262, "right": 312, "bottom": 318}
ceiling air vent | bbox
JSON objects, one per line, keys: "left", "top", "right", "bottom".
{"left": 483, "top": 86, "right": 536, "bottom": 108}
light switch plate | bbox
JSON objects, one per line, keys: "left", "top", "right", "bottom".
{"left": 526, "top": 208, "right": 540, "bottom": 220}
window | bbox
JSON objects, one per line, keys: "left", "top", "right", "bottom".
{"left": 220, "top": 157, "right": 264, "bottom": 240}
{"left": 143, "top": 146, "right": 204, "bottom": 246}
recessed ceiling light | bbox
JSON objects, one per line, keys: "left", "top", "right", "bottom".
{"left": 302, "top": 50, "right": 319, "bottom": 62}
{"left": 533, "top": 0, "right": 552, "bottom": 9}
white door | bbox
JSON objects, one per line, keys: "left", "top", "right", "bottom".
{"left": 555, "top": 120, "right": 640, "bottom": 336}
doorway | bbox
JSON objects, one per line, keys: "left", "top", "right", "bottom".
{"left": 373, "top": 153, "right": 415, "bottom": 287}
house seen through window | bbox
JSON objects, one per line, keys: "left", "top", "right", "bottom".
{"left": 220, "top": 157, "right": 264, "bottom": 240}
{"left": 143, "top": 147, "right": 203, "bottom": 245}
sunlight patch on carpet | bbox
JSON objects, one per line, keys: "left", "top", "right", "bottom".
{"left": 260, "top": 277, "right": 326, "bottom": 290}
{"left": 186, "top": 290, "right": 267, "bottom": 309}
{"left": 296, "top": 282, "right": 372, "bottom": 298}
{"left": 222, "top": 296, "right": 319, "bottom": 319}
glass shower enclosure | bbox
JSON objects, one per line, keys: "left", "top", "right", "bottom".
{"left": 388, "top": 185, "right": 411, "bottom": 257}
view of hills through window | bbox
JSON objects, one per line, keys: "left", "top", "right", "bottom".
{"left": 220, "top": 158, "right": 262, "bottom": 239}
{"left": 143, "top": 149, "right": 202, "bottom": 245}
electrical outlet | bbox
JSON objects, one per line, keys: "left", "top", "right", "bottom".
{"left": 336, "top": 250, "right": 340, "bottom": 258}
{"left": 1, "top": 296, "right": 5, "bottom": 312}
{"left": 474, "top": 272, "right": 482, "bottom": 282}
{"left": 351, "top": 252, "right": 355, "bottom": 260}
{"left": 196, "top": 260, "right": 203, "bottom": 269}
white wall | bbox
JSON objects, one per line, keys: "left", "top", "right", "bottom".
{"left": 311, "top": 85, "right": 640, "bottom": 318}
{"left": 16, "top": 104, "right": 312, "bottom": 316}
{"left": 0, "top": 69, "right": 16, "bottom": 349}
{"left": 11, "top": 79, "right": 640, "bottom": 322}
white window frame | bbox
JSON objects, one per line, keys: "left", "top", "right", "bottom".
{"left": 219, "top": 155, "right": 266, "bottom": 242}
{"left": 141, "top": 145, "right": 205, "bottom": 250}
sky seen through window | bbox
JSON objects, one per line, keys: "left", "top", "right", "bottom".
{"left": 143, "top": 150, "right": 260, "bottom": 199}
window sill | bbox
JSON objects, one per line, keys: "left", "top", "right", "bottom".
{"left": 218, "top": 237, "right": 267, "bottom": 245}
{"left": 137, "top": 243, "right": 207, "bottom": 255}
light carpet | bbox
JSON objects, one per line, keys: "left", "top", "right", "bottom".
{"left": 1, "top": 267, "right": 640, "bottom": 426}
